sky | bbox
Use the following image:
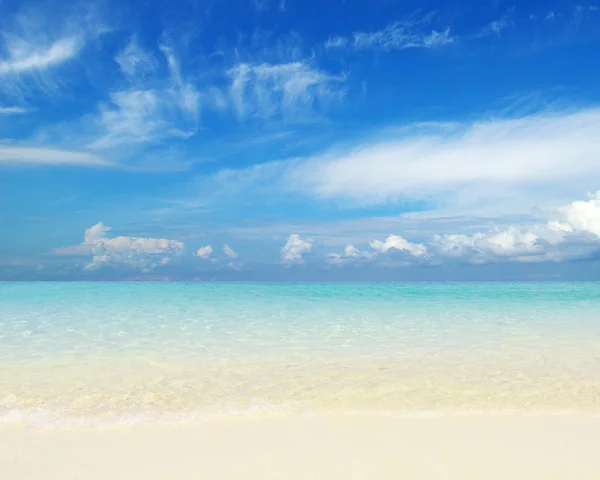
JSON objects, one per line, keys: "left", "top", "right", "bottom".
{"left": 1, "top": 0, "right": 600, "bottom": 281}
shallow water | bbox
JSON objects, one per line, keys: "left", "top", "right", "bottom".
{"left": 1, "top": 282, "right": 600, "bottom": 426}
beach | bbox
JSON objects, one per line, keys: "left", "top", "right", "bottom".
{"left": 4, "top": 0, "right": 600, "bottom": 473}
{"left": 2, "top": 282, "right": 600, "bottom": 478}
{"left": 3, "top": 414, "right": 600, "bottom": 479}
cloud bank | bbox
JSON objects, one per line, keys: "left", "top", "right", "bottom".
{"left": 325, "top": 192, "right": 600, "bottom": 267}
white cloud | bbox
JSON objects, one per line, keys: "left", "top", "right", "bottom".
{"left": 89, "top": 89, "right": 164, "bottom": 148}
{"left": 487, "top": 15, "right": 513, "bottom": 35}
{"left": 550, "top": 191, "right": 600, "bottom": 238}
{"left": 195, "top": 245, "right": 213, "bottom": 259}
{"left": 285, "top": 108, "right": 600, "bottom": 208}
{"left": 326, "top": 244, "right": 367, "bottom": 265}
{"left": 475, "top": 11, "right": 515, "bottom": 38}
{"left": 325, "top": 12, "right": 453, "bottom": 52}
{"left": 53, "top": 222, "right": 184, "bottom": 272}
{"left": 342, "top": 244, "right": 360, "bottom": 257}
{"left": 227, "top": 61, "right": 345, "bottom": 121}
{"left": 324, "top": 192, "right": 600, "bottom": 267}
{"left": 89, "top": 42, "right": 199, "bottom": 149}
{"left": 83, "top": 221, "right": 110, "bottom": 244}
{"left": 158, "top": 42, "right": 200, "bottom": 119}
{"left": 281, "top": 234, "right": 312, "bottom": 264}
{"left": 0, "top": 36, "right": 82, "bottom": 76}
{"left": 0, "top": 146, "right": 112, "bottom": 167}
{"left": 370, "top": 234, "right": 427, "bottom": 257}
{"left": 115, "top": 36, "right": 157, "bottom": 80}
{"left": 353, "top": 24, "right": 453, "bottom": 51}
{"left": 324, "top": 36, "right": 349, "bottom": 49}
{"left": 0, "top": 106, "right": 27, "bottom": 115}
{"left": 0, "top": 6, "right": 105, "bottom": 97}
{"left": 430, "top": 227, "right": 543, "bottom": 263}
{"left": 327, "top": 227, "right": 551, "bottom": 267}
{"left": 223, "top": 244, "right": 238, "bottom": 259}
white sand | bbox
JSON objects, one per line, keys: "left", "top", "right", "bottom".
{"left": 2, "top": 414, "right": 600, "bottom": 479}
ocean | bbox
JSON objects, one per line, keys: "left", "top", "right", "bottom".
{"left": 1, "top": 282, "right": 600, "bottom": 427}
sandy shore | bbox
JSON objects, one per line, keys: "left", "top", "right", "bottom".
{"left": 3, "top": 414, "right": 600, "bottom": 479}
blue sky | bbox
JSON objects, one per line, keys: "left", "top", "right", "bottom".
{"left": 2, "top": 0, "right": 600, "bottom": 280}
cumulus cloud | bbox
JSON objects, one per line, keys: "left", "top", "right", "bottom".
{"left": 550, "top": 191, "right": 600, "bottom": 238}
{"left": 326, "top": 244, "right": 368, "bottom": 265}
{"left": 342, "top": 244, "right": 360, "bottom": 257}
{"left": 53, "top": 222, "right": 184, "bottom": 272}
{"left": 327, "top": 227, "right": 551, "bottom": 267}
{"left": 430, "top": 227, "right": 545, "bottom": 264}
{"left": 325, "top": 192, "right": 600, "bottom": 267}
{"left": 227, "top": 61, "right": 345, "bottom": 121}
{"left": 370, "top": 234, "right": 427, "bottom": 257}
{"left": 195, "top": 245, "right": 213, "bottom": 259}
{"left": 223, "top": 244, "right": 238, "bottom": 259}
{"left": 281, "top": 234, "right": 312, "bottom": 264}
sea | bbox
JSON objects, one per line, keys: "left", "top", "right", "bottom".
{"left": 1, "top": 282, "right": 600, "bottom": 427}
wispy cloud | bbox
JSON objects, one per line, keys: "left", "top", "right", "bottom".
{"left": 252, "top": 0, "right": 269, "bottom": 11}
{"left": 250, "top": 0, "right": 287, "bottom": 13}
{"left": 0, "top": 146, "right": 112, "bottom": 167}
{"left": 284, "top": 108, "right": 600, "bottom": 208}
{"left": 326, "top": 13, "right": 453, "bottom": 52}
{"left": 0, "top": 36, "right": 82, "bottom": 76}
{"left": 176, "top": 106, "right": 600, "bottom": 233}
{"left": 324, "top": 36, "right": 349, "bottom": 49}
{"left": 326, "top": 6, "right": 599, "bottom": 55}
{"left": 158, "top": 42, "right": 201, "bottom": 119}
{"left": 88, "top": 40, "right": 200, "bottom": 149}
{"left": 475, "top": 11, "right": 515, "bottom": 38}
{"left": 227, "top": 61, "right": 346, "bottom": 121}
{"left": 0, "top": 106, "right": 28, "bottom": 115}
{"left": 353, "top": 24, "right": 453, "bottom": 51}
{"left": 0, "top": 4, "right": 105, "bottom": 97}
{"left": 89, "top": 90, "right": 166, "bottom": 148}
{"left": 115, "top": 36, "right": 157, "bottom": 81}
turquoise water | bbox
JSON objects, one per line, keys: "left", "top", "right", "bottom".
{"left": 1, "top": 282, "right": 600, "bottom": 426}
